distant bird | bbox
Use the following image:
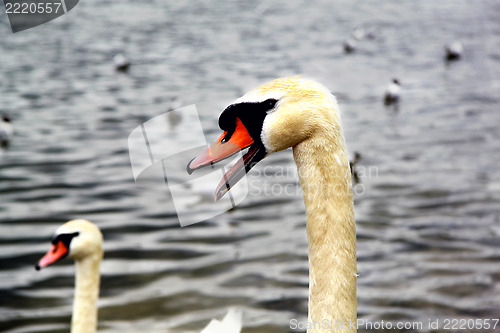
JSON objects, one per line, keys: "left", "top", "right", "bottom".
{"left": 36, "top": 219, "right": 242, "bottom": 333}
{"left": 365, "top": 28, "right": 376, "bottom": 40}
{"left": 349, "top": 152, "right": 362, "bottom": 184}
{"left": 343, "top": 39, "right": 357, "bottom": 54}
{"left": 352, "top": 27, "right": 365, "bottom": 41}
{"left": 384, "top": 79, "right": 401, "bottom": 105}
{"left": 445, "top": 41, "right": 463, "bottom": 61}
{"left": 113, "top": 53, "right": 131, "bottom": 72}
{"left": 0, "top": 114, "right": 13, "bottom": 147}
{"left": 352, "top": 26, "right": 376, "bottom": 41}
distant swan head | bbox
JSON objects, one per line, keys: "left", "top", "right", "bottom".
{"left": 36, "top": 219, "right": 103, "bottom": 269}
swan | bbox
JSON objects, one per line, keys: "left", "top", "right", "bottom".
{"left": 35, "top": 219, "right": 242, "bottom": 333}
{"left": 187, "top": 76, "right": 357, "bottom": 332}
{"left": 0, "top": 114, "right": 13, "bottom": 147}
{"left": 384, "top": 78, "right": 401, "bottom": 105}
{"left": 36, "top": 219, "right": 103, "bottom": 333}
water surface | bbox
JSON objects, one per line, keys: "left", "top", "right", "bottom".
{"left": 1, "top": 0, "right": 500, "bottom": 332}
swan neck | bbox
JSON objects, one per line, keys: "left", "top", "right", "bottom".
{"left": 72, "top": 252, "right": 102, "bottom": 333}
{"left": 293, "top": 128, "right": 357, "bottom": 333}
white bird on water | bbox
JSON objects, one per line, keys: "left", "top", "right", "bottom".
{"left": 114, "top": 54, "right": 131, "bottom": 72}
{"left": 0, "top": 114, "right": 13, "bottom": 147}
{"left": 445, "top": 41, "right": 463, "bottom": 61}
{"left": 351, "top": 26, "right": 376, "bottom": 40}
{"left": 352, "top": 26, "right": 365, "bottom": 41}
{"left": 384, "top": 78, "right": 401, "bottom": 105}
{"left": 36, "top": 219, "right": 242, "bottom": 333}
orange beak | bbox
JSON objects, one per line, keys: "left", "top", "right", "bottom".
{"left": 187, "top": 118, "right": 254, "bottom": 172}
{"left": 35, "top": 241, "right": 69, "bottom": 270}
{"left": 187, "top": 117, "right": 267, "bottom": 201}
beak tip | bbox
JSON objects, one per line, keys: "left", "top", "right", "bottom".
{"left": 215, "top": 184, "right": 230, "bottom": 202}
{"left": 186, "top": 158, "right": 196, "bottom": 175}
{"left": 35, "top": 264, "right": 41, "bottom": 271}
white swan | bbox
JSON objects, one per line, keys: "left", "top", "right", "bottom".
{"left": 188, "top": 76, "right": 357, "bottom": 333}
{"left": 36, "top": 220, "right": 103, "bottom": 333}
{"left": 36, "top": 219, "right": 242, "bottom": 333}
{"left": 0, "top": 114, "right": 14, "bottom": 147}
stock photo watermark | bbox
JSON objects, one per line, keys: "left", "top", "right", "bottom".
{"left": 2, "top": 0, "right": 78, "bottom": 33}
{"left": 290, "top": 318, "right": 500, "bottom": 331}
{"left": 128, "top": 105, "right": 248, "bottom": 227}
{"left": 244, "top": 163, "right": 378, "bottom": 198}
{"left": 128, "top": 105, "right": 378, "bottom": 227}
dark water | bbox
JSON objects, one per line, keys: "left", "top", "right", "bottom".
{"left": 1, "top": 0, "right": 500, "bottom": 332}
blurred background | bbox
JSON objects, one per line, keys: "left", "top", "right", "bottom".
{"left": 1, "top": 0, "right": 500, "bottom": 332}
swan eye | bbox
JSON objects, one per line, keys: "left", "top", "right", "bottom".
{"left": 267, "top": 99, "right": 276, "bottom": 107}
{"left": 263, "top": 99, "right": 277, "bottom": 112}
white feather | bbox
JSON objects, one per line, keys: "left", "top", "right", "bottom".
{"left": 200, "top": 309, "right": 242, "bottom": 333}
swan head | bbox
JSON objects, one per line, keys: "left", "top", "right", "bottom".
{"left": 35, "top": 219, "right": 103, "bottom": 270}
{"left": 187, "top": 76, "right": 340, "bottom": 200}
